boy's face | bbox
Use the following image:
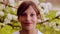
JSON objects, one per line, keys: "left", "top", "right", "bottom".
{"left": 18, "top": 6, "right": 38, "bottom": 30}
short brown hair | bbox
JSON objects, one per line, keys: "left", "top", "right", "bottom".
{"left": 17, "top": 1, "right": 40, "bottom": 16}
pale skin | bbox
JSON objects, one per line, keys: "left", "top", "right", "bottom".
{"left": 18, "top": 6, "right": 40, "bottom": 34}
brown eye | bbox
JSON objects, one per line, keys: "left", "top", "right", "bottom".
{"left": 21, "top": 13, "right": 27, "bottom": 16}
{"left": 30, "top": 14, "right": 35, "bottom": 17}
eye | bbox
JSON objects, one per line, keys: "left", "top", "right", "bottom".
{"left": 21, "top": 13, "right": 27, "bottom": 16}
{"left": 30, "top": 14, "right": 35, "bottom": 17}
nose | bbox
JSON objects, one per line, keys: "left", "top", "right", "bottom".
{"left": 26, "top": 15, "right": 31, "bottom": 21}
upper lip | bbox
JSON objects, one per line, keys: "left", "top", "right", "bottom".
{"left": 24, "top": 22, "right": 32, "bottom": 24}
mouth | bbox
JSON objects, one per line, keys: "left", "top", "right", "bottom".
{"left": 23, "top": 22, "right": 32, "bottom": 26}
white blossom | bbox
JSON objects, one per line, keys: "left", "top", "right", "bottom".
{"left": 43, "top": 22, "right": 49, "bottom": 25}
{"left": 2, "top": 23, "right": 5, "bottom": 26}
{"left": 46, "top": 2, "right": 52, "bottom": 10}
{"left": 40, "top": 8, "right": 44, "bottom": 14}
{"left": 49, "top": 22, "right": 56, "bottom": 27}
{"left": 4, "top": 20, "right": 10, "bottom": 24}
{"left": 32, "top": 0, "right": 40, "bottom": 5}
{"left": 55, "top": 28, "right": 60, "bottom": 31}
{"left": 37, "top": 19, "right": 42, "bottom": 23}
{"left": 40, "top": 3, "right": 48, "bottom": 14}
{"left": 40, "top": 2, "right": 52, "bottom": 14}
{"left": 3, "top": 18, "right": 11, "bottom": 24}
{"left": 43, "top": 17, "right": 47, "bottom": 21}
{"left": 43, "top": 9, "right": 49, "bottom": 14}
{"left": 0, "top": 11, "right": 4, "bottom": 17}
{"left": 8, "top": 0, "right": 15, "bottom": 7}
{"left": 42, "top": 15, "right": 49, "bottom": 21}
{"left": 56, "top": 11, "right": 60, "bottom": 16}
{"left": 0, "top": 4, "right": 5, "bottom": 10}
{"left": 12, "top": 8, "right": 16, "bottom": 11}
{"left": 40, "top": 3, "right": 46, "bottom": 9}
{"left": 12, "top": 15, "right": 18, "bottom": 21}
{"left": 23, "top": 0, "right": 40, "bottom": 5}
{"left": 44, "top": 18, "right": 49, "bottom": 21}
{"left": 56, "top": 26, "right": 60, "bottom": 29}
{"left": 18, "top": 1, "right": 23, "bottom": 5}
{"left": 3, "top": 13, "right": 13, "bottom": 24}
{"left": 7, "top": 13, "right": 13, "bottom": 20}
{"left": 54, "top": 26, "right": 60, "bottom": 31}
{"left": 59, "top": 16, "right": 60, "bottom": 18}
{"left": 0, "top": 0, "right": 3, "bottom": 2}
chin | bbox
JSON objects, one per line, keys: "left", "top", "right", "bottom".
{"left": 27, "top": 27, "right": 33, "bottom": 30}
{"left": 22, "top": 24, "right": 36, "bottom": 30}
{"left": 23, "top": 26, "right": 34, "bottom": 30}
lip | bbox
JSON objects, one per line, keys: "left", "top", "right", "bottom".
{"left": 23, "top": 22, "right": 32, "bottom": 25}
{"left": 24, "top": 22, "right": 32, "bottom": 24}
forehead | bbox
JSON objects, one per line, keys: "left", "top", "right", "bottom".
{"left": 24, "top": 6, "right": 36, "bottom": 13}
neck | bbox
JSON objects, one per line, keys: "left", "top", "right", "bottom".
{"left": 20, "top": 29, "right": 38, "bottom": 34}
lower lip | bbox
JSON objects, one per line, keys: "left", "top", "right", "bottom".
{"left": 24, "top": 23, "right": 32, "bottom": 26}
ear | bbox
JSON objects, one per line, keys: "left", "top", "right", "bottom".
{"left": 37, "top": 15, "right": 41, "bottom": 23}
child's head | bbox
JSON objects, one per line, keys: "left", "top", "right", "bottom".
{"left": 17, "top": 1, "right": 41, "bottom": 30}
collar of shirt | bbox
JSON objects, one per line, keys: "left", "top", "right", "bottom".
{"left": 13, "top": 30, "right": 43, "bottom": 34}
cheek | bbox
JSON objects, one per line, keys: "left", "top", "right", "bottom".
{"left": 18, "top": 17, "right": 23, "bottom": 22}
{"left": 18, "top": 17, "right": 25, "bottom": 23}
{"left": 32, "top": 17, "right": 37, "bottom": 23}
{"left": 18, "top": 17, "right": 21, "bottom": 22}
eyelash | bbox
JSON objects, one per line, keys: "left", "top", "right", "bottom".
{"left": 21, "top": 13, "right": 26, "bottom": 16}
{"left": 21, "top": 13, "right": 35, "bottom": 17}
{"left": 30, "top": 14, "right": 35, "bottom": 17}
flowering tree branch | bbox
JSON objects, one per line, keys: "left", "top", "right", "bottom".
{"left": 0, "top": 2, "right": 17, "bottom": 9}
{"left": 39, "top": 15, "right": 60, "bottom": 24}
